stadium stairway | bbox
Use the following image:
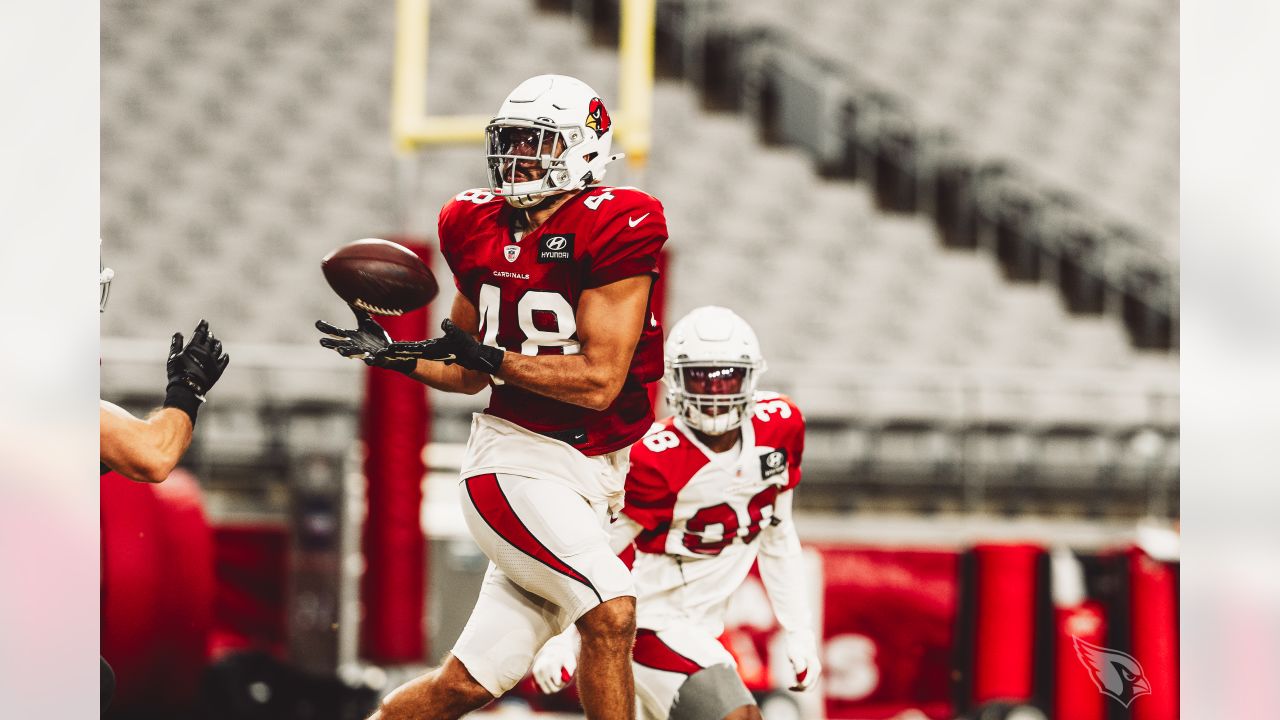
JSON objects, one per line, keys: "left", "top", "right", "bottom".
{"left": 712, "top": 0, "right": 1179, "bottom": 258}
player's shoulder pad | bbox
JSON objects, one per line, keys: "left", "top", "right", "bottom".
{"left": 442, "top": 188, "right": 501, "bottom": 218}
{"left": 629, "top": 417, "right": 680, "bottom": 459}
{"left": 751, "top": 391, "right": 805, "bottom": 433}
{"left": 626, "top": 421, "right": 681, "bottom": 492}
{"left": 439, "top": 188, "right": 502, "bottom": 249}
{"left": 589, "top": 186, "right": 666, "bottom": 221}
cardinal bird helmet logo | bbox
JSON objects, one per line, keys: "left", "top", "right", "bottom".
{"left": 1072, "top": 636, "right": 1152, "bottom": 707}
{"left": 585, "top": 97, "right": 610, "bottom": 138}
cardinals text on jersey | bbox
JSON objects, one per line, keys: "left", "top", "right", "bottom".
{"left": 438, "top": 186, "right": 668, "bottom": 456}
{"left": 621, "top": 392, "right": 805, "bottom": 633}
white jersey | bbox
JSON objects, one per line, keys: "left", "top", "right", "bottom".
{"left": 620, "top": 393, "right": 805, "bottom": 636}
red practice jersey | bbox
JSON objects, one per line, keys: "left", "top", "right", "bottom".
{"left": 438, "top": 186, "right": 668, "bottom": 456}
{"left": 621, "top": 392, "right": 806, "bottom": 633}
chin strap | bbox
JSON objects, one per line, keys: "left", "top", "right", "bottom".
{"left": 503, "top": 152, "right": 627, "bottom": 206}
{"left": 684, "top": 405, "right": 746, "bottom": 437}
{"left": 502, "top": 183, "right": 580, "bottom": 209}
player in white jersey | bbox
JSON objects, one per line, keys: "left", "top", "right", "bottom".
{"left": 532, "top": 306, "right": 822, "bottom": 720}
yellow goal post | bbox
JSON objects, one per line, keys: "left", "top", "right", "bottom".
{"left": 391, "top": 0, "right": 655, "bottom": 168}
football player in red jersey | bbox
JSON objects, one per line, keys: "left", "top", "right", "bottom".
{"left": 317, "top": 75, "right": 666, "bottom": 720}
{"left": 531, "top": 306, "right": 822, "bottom": 720}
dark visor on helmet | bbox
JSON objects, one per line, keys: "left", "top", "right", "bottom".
{"left": 680, "top": 366, "right": 747, "bottom": 395}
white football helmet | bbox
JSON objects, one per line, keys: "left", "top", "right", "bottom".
{"left": 99, "top": 238, "right": 114, "bottom": 313}
{"left": 664, "top": 306, "right": 767, "bottom": 436}
{"left": 485, "top": 75, "right": 622, "bottom": 209}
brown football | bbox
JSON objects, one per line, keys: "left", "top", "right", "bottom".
{"left": 321, "top": 238, "right": 438, "bottom": 315}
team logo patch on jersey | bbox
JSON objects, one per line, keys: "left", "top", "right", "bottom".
{"left": 538, "top": 233, "right": 575, "bottom": 263}
{"left": 503, "top": 244, "right": 521, "bottom": 263}
{"left": 760, "top": 449, "right": 788, "bottom": 481}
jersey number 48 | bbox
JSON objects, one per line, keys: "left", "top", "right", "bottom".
{"left": 477, "top": 283, "right": 577, "bottom": 385}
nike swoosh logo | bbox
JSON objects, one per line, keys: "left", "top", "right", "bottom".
{"left": 628, "top": 213, "right": 650, "bottom": 228}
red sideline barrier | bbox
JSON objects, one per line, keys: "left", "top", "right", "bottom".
{"left": 359, "top": 238, "right": 431, "bottom": 664}
{"left": 208, "top": 524, "right": 288, "bottom": 659}
{"left": 101, "top": 469, "right": 214, "bottom": 713}
{"left": 819, "top": 546, "right": 958, "bottom": 720}
{"left": 1129, "top": 548, "right": 1178, "bottom": 720}
{"left": 1055, "top": 601, "right": 1107, "bottom": 720}
{"left": 970, "top": 544, "right": 1041, "bottom": 705}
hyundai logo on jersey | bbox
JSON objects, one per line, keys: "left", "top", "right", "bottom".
{"left": 761, "top": 449, "right": 788, "bottom": 480}
{"left": 538, "top": 234, "right": 574, "bottom": 263}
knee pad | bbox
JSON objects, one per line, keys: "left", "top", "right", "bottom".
{"left": 669, "top": 664, "right": 755, "bottom": 720}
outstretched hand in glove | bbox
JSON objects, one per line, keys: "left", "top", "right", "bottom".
{"left": 164, "top": 318, "right": 231, "bottom": 423}
{"left": 368, "top": 318, "right": 504, "bottom": 375}
{"left": 316, "top": 305, "right": 415, "bottom": 373}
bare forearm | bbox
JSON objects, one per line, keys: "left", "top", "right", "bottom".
{"left": 492, "top": 275, "right": 651, "bottom": 411}
{"left": 399, "top": 291, "right": 490, "bottom": 394}
{"left": 100, "top": 403, "right": 194, "bottom": 484}
{"left": 495, "top": 352, "right": 622, "bottom": 411}
{"left": 402, "top": 275, "right": 649, "bottom": 407}
{"left": 405, "top": 358, "right": 488, "bottom": 395}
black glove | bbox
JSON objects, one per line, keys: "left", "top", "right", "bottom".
{"left": 316, "top": 305, "right": 416, "bottom": 373}
{"left": 165, "top": 319, "right": 230, "bottom": 423}
{"left": 371, "top": 318, "right": 504, "bottom": 375}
